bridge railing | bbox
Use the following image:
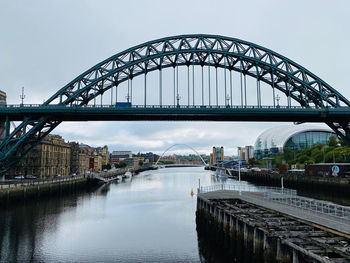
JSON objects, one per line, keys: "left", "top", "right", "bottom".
{"left": 198, "top": 184, "right": 297, "bottom": 196}
{"left": 0, "top": 104, "right": 330, "bottom": 110}
{"left": 265, "top": 192, "right": 350, "bottom": 221}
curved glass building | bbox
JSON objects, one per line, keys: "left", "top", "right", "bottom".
{"left": 254, "top": 125, "right": 336, "bottom": 159}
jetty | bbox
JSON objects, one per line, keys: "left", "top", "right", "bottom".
{"left": 197, "top": 184, "right": 350, "bottom": 262}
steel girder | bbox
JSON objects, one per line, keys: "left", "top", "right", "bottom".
{"left": 1, "top": 34, "right": 350, "bottom": 173}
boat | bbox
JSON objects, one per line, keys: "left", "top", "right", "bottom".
{"left": 215, "top": 164, "right": 228, "bottom": 178}
{"left": 124, "top": 171, "right": 132, "bottom": 178}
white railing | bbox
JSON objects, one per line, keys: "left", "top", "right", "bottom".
{"left": 265, "top": 192, "right": 350, "bottom": 221}
{"left": 198, "top": 184, "right": 297, "bottom": 196}
{"left": 198, "top": 184, "right": 350, "bottom": 221}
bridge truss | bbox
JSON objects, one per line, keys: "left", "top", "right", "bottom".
{"left": 1, "top": 34, "right": 350, "bottom": 174}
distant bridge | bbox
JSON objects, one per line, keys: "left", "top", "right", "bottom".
{"left": 1, "top": 34, "right": 350, "bottom": 174}
{"left": 155, "top": 144, "right": 207, "bottom": 166}
{"left": 162, "top": 164, "right": 203, "bottom": 168}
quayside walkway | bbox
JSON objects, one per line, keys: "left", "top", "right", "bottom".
{"left": 197, "top": 184, "right": 350, "bottom": 262}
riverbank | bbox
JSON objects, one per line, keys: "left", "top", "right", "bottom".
{"left": 0, "top": 176, "right": 92, "bottom": 207}
{"left": 207, "top": 165, "right": 350, "bottom": 205}
{"left": 0, "top": 166, "right": 157, "bottom": 206}
{"left": 236, "top": 171, "right": 350, "bottom": 192}
{"left": 206, "top": 162, "right": 350, "bottom": 193}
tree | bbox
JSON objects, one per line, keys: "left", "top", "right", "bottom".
{"left": 282, "top": 148, "right": 295, "bottom": 162}
{"left": 102, "top": 164, "right": 111, "bottom": 170}
{"left": 248, "top": 158, "right": 256, "bottom": 166}
{"left": 328, "top": 136, "right": 337, "bottom": 147}
{"left": 138, "top": 160, "right": 144, "bottom": 167}
{"left": 114, "top": 162, "right": 127, "bottom": 168}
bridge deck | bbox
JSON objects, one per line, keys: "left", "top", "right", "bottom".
{"left": 1, "top": 105, "right": 350, "bottom": 122}
{"left": 200, "top": 190, "right": 350, "bottom": 236}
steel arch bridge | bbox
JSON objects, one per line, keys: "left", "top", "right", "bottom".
{"left": 1, "top": 34, "right": 350, "bottom": 174}
{"left": 155, "top": 144, "right": 207, "bottom": 166}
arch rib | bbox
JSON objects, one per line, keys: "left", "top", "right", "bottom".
{"left": 155, "top": 144, "right": 207, "bottom": 166}
{"left": 44, "top": 34, "right": 350, "bottom": 109}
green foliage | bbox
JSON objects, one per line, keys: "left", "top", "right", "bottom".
{"left": 138, "top": 160, "right": 144, "bottom": 166}
{"left": 270, "top": 143, "right": 350, "bottom": 167}
{"left": 327, "top": 136, "right": 338, "bottom": 147}
{"left": 114, "top": 162, "right": 127, "bottom": 168}
{"left": 282, "top": 147, "right": 295, "bottom": 162}
{"left": 248, "top": 158, "right": 259, "bottom": 166}
{"left": 295, "top": 154, "right": 309, "bottom": 164}
{"left": 102, "top": 164, "right": 111, "bottom": 170}
{"left": 339, "top": 138, "right": 347, "bottom": 147}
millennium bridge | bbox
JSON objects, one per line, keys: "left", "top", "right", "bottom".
{"left": 1, "top": 34, "right": 350, "bottom": 173}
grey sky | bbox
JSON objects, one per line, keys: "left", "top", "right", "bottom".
{"left": 1, "top": 0, "right": 349, "bottom": 155}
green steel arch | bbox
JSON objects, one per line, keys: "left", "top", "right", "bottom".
{"left": 45, "top": 34, "right": 349, "bottom": 108}
{"left": 1, "top": 34, "right": 349, "bottom": 174}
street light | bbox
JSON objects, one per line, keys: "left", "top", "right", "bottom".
{"left": 275, "top": 94, "right": 280, "bottom": 108}
{"left": 236, "top": 147, "right": 241, "bottom": 182}
{"left": 176, "top": 94, "right": 181, "bottom": 107}
{"left": 225, "top": 94, "right": 231, "bottom": 107}
{"left": 20, "top": 87, "right": 25, "bottom": 105}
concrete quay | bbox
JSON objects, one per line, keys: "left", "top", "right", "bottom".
{"left": 0, "top": 166, "right": 156, "bottom": 205}
{"left": 197, "top": 190, "right": 350, "bottom": 263}
{"left": 0, "top": 176, "right": 91, "bottom": 205}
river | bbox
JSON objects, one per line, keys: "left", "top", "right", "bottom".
{"left": 0, "top": 167, "right": 348, "bottom": 262}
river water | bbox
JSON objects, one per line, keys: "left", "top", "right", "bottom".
{"left": 0, "top": 167, "right": 347, "bottom": 262}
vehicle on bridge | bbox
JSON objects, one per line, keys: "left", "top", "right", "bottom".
{"left": 115, "top": 102, "right": 132, "bottom": 108}
{"left": 25, "top": 174, "right": 37, "bottom": 179}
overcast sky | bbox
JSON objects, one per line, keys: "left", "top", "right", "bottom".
{"left": 1, "top": 0, "right": 349, "bottom": 156}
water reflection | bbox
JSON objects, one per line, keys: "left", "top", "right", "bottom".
{"left": 0, "top": 167, "right": 348, "bottom": 262}
{"left": 0, "top": 193, "right": 91, "bottom": 262}
{"left": 0, "top": 168, "right": 212, "bottom": 262}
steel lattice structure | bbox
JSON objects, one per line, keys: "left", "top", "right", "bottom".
{"left": 1, "top": 34, "right": 350, "bottom": 174}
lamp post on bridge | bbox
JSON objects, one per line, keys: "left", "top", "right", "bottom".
{"left": 226, "top": 94, "right": 231, "bottom": 108}
{"left": 236, "top": 147, "right": 241, "bottom": 182}
{"left": 176, "top": 94, "right": 181, "bottom": 108}
{"left": 275, "top": 94, "right": 280, "bottom": 108}
{"left": 20, "top": 87, "right": 25, "bottom": 105}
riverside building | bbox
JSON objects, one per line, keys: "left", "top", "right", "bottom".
{"left": 209, "top": 146, "right": 224, "bottom": 165}
{"left": 254, "top": 125, "right": 336, "bottom": 160}
{"left": 9, "top": 134, "right": 71, "bottom": 178}
{"left": 237, "top": 146, "right": 254, "bottom": 162}
{"left": 70, "top": 142, "right": 90, "bottom": 175}
{"left": 96, "top": 146, "right": 109, "bottom": 166}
